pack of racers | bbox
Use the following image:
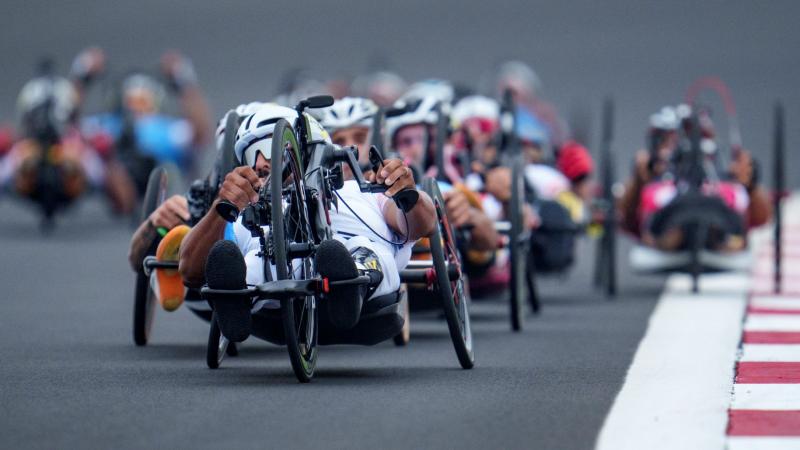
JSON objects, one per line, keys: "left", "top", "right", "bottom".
{"left": 4, "top": 52, "right": 776, "bottom": 357}
{"left": 0, "top": 47, "right": 213, "bottom": 224}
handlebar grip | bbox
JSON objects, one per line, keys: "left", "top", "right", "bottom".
{"left": 393, "top": 189, "right": 419, "bottom": 213}
{"left": 215, "top": 200, "right": 240, "bottom": 223}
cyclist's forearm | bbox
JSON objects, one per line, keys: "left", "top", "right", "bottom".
{"left": 179, "top": 206, "right": 227, "bottom": 287}
{"left": 179, "top": 86, "right": 212, "bottom": 147}
{"left": 392, "top": 192, "right": 436, "bottom": 241}
{"left": 468, "top": 209, "right": 500, "bottom": 251}
{"left": 746, "top": 185, "right": 772, "bottom": 228}
{"left": 128, "top": 219, "right": 158, "bottom": 272}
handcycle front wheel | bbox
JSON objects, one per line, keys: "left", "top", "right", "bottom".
{"left": 206, "top": 312, "right": 234, "bottom": 369}
{"left": 271, "top": 119, "right": 319, "bottom": 383}
{"left": 423, "top": 177, "right": 475, "bottom": 369}
{"left": 133, "top": 166, "right": 169, "bottom": 346}
{"left": 393, "top": 285, "right": 410, "bottom": 346}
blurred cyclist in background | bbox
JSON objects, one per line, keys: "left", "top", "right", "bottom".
{"left": 74, "top": 47, "right": 212, "bottom": 197}
{"left": 385, "top": 86, "right": 500, "bottom": 283}
{"left": 618, "top": 105, "right": 771, "bottom": 251}
{"left": 351, "top": 70, "right": 408, "bottom": 108}
{"left": 494, "top": 60, "right": 568, "bottom": 148}
{"left": 0, "top": 65, "right": 137, "bottom": 215}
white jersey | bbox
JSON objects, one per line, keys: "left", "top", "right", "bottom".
{"left": 228, "top": 179, "right": 414, "bottom": 303}
{"left": 330, "top": 180, "right": 415, "bottom": 269}
{"left": 524, "top": 164, "right": 569, "bottom": 200}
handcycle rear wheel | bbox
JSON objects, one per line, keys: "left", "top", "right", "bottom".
{"left": 133, "top": 166, "right": 169, "bottom": 346}
{"left": 423, "top": 177, "right": 474, "bottom": 369}
{"left": 271, "top": 119, "right": 319, "bottom": 382}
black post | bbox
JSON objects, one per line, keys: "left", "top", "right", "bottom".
{"left": 773, "top": 102, "right": 784, "bottom": 294}
{"left": 434, "top": 102, "right": 449, "bottom": 183}
{"left": 598, "top": 97, "right": 617, "bottom": 297}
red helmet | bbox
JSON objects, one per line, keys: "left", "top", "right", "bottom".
{"left": 557, "top": 140, "right": 594, "bottom": 182}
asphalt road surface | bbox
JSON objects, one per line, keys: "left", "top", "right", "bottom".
{"left": 1, "top": 1, "right": 797, "bottom": 449}
{"left": 0, "top": 197, "right": 661, "bottom": 450}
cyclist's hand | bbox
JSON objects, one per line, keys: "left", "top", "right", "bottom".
{"left": 729, "top": 149, "right": 755, "bottom": 189}
{"left": 70, "top": 47, "right": 106, "bottom": 84}
{"left": 217, "top": 166, "right": 262, "bottom": 212}
{"left": 160, "top": 51, "right": 198, "bottom": 92}
{"left": 148, "top": 195, "right": 189, "bottom": 230}
{"left": 485, "top": 167, "right": 511, "bottom": 202}
{"left": 444, "top": 190, "right": 473, "bottom": 228}
{"left": 471, "top": 160, "right": 486, "bottom": 175}
{"left": 376, "top": 158, "right": 415, "bottom": 197}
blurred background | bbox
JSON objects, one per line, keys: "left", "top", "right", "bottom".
{"left": 1, "top": 3, "right": 798, "bottom": 449}
{"left": 2, "top": 0, "right": 798, "bottom": 187}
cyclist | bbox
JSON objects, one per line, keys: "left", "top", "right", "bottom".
{"left": 0, "top": 73, "right": 137, "bottom": 214}
{"left": 386, "top": 91, "right": 501, "bottom": 258}
{"left": 316, "top": 97, "right": 381, "bottom": 177}
{"left": 494, "top": 60, "right": 568, "bottom": 147}
{"left": 74, "top": 47, "right": 212, "bottom": 191}
{"left": 351, "top": 70, "right": 408, "bottom": 108}
{"left": 179, "top": 103, "right": 436, "bottom": 342}
{"left": 127, "top": 101, "right": 269, "bottom": 311}
{"left": 619, "top": 105, "right": 771, "bottom": 251}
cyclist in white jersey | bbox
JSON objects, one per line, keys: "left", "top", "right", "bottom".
{"left": 180, "top": 103, "right": 435, "bottom": 341}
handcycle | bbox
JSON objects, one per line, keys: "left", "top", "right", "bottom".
{"left": 495, "top": 90, "right": 616, "bottom": 318}
{"left": 625, "top": 110, "right": 752, "bottom": 293}
{"left": 624, "top": 80, "right": 787, "bottom": 293}
{"left": 391, "top": 97, "right": 531, "bottom": 332}
{"left": 202, "top": 96, "right": 473, "bottom": 382}
{"left": 132, "top": 109, "right": 240, "bottom": 348}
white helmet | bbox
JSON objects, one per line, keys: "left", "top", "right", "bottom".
{"left": 385, "top": 95, "right": 442, "bottom": 147}
{"left": 649, "top": 106, "right": 679, "bottom": 131}
{"left": 403, "top": 79, "right": 455, "bottom": 106}
{"left": 496, "top": 60, "right": 542, "bottom": 99}
{"left": 317, "top": 97, "right": 378, "bottom": 133}
{"left": 17, "top": 76, "right": 78, "bottom": 137}
{"left": 451, "top": 95, "right": 499, "bottom": 129}
{"left": 214, "top": 101, "right": 269, "bottom": 150}
{"left": 350, "top": 71, "right": 407, "bottom": 107}
{"left": 121, "top": 73, "right": 166, "bottom": 113}
{"left": 235, "top": 104, "right": 330, "bottom": 167}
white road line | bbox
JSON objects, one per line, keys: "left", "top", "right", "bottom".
{"left": 727, "top": 437, "right": 800, "bottom": 450}
{"left": 745, "top": 315, "right": 800, "bottom": 332}
{"left": 664, "top": 272, "right": 751, "bottom": 293}
{"left": 750, "top": 297, "right": 800, "bottom": 309}
{"left": 595, "top": 272, "right": 747, "bottom": 450}
{"left": 731, "top": 384, "right": 800, "bottom": 410}
{"left": 741, "top": 344, "right": 800, "bottom": 362}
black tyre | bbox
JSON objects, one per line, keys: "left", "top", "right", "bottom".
{"left": 423, "top": 178, "right": 474, "bottom": 369}
{"left": 393, "top": 285, "right": 411, "bottom": 347}
{"left": 133, "top": 166, "right": 169, "bottom": 346}
{"left": 271, "top": 119, "right": 319, "bottom": 383}
{"left": 217, "top": 110, "right": 241, "bottom": 188}
{"left": 207, "top": 312, "right": 230, "bottom": 369}
{"left": 594, "top": 153, "right": 618, "bottom": 297}
{"left": 37, "top": 163, "right": 60, "bottom": 232}
{"left": 508, "top": 162, "right": 527, "bottom": 331}
{"left": 772, "top": 102, "right": 785, "bottom": 294}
